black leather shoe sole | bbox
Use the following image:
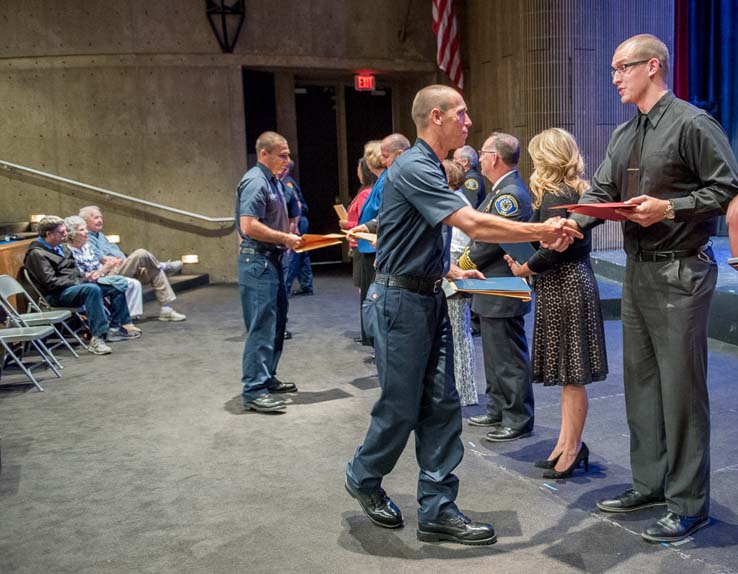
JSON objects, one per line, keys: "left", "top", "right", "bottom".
{"left": 344, "top": 480, "right": 404, "bottom": 529}
{"left": 641, "top": 517, "right": 710, "bottom": 543}
{"left": 416, "top": 528, "right": 497, "bottom": 546}
{"left": 596, "top": 499, "right": 666, "bottom": 513}
{"left": 484, "top": 431, "right": 531, "bottom": 443}
{"left": 243, "top": 401, "right": 286, "bottom": 413}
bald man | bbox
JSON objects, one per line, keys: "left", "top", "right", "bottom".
{"left": 564, "top": 34, "right": 738, "bottom": 543}
{"left": 345, "top": 84, "right": 580, "bottom": 546}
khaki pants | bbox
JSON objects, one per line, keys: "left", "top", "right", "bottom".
{"left": 112, "top": 248, "right": 175, "bottom": 305}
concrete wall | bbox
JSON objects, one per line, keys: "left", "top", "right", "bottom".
{"left": 0, "top": 0, "right": 437, "bottom": 281}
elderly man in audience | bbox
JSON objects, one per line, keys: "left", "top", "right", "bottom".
{"left": 64, "top": 215, "right": 143, "bottom": 327}
{"left": 24, "top": 216, "right": 140, "bottom": 355}
{"left": 79, "top": 205, "right": 186, "bottom": 322}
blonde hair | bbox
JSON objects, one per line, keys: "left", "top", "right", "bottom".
{"left": 528, "top": 128, "right": 589, "bottom": 209}
{"left": 442, "top": 160, "right": 465, "bottom": 190}
{"left": 363, "top": 140, "right": 384, "bottom": 171}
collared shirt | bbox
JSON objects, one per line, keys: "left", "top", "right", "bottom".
{"left": 375, "top": 138, "right": 467, "bottom": 279}
{"left": 38, "top": 237, "right": 64, "bottom": 257}
{"left": 87, "top": 230, "right": 126, "bottom": 260}
{"left": 571, "top": 91, "right": 738, "bottom": 254}
{"left": 357, "top": 170, "right": 387, "bottom": 253}
{"left": 236, "top": 162, "right": 289, "bottom": 250}
{"left": 282, "top": 176, "right": 307, "bottom": 217}
{"left": 490, "top": 169, "right": 518, "bottom": 194}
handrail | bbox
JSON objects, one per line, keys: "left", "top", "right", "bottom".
{"left": 0, "top": 159, "right": 235, "bottom": 224}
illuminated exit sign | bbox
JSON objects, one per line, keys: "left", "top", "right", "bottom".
{"left": 354, "top": 74, "right": 375, "bottom": 91}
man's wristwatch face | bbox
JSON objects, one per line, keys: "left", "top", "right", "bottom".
{"left": 664, "top": 201, "right": 675, "bottom": 220}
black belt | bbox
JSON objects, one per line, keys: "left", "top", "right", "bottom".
{"left": 240, "top": 246, "right": 284, "bottom": 262}
{"left": 635, "top": 248, "right": 700, "bottom": 262}
{"left": 374, "top": 273, "right": 443, "bottom": 295}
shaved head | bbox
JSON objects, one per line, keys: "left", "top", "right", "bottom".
{"left": 411, "top": 85, "right": 461, "bottom": 129}
{"left": 616, "top": 34, "right": 670, "bottom": 79}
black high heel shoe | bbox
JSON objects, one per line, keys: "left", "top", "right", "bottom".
{"left": 542, "top": 443, "right": 589, "bottom": 479}
{"left": 534, "top": 452, "right": 562, "bottom": 469}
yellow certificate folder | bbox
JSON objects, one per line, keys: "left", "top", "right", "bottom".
{"left": 293, "top": 233, "right": 345, "bottom": 253}
{"left": 333, "top": 204, "right": 348, "bottom": 220}
{"left": 448, "top": 277, "right": 532, "bottom": 301}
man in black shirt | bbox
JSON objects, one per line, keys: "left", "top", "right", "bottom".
{"left": 565, "top": 34, "right": 738, "bottom": 543}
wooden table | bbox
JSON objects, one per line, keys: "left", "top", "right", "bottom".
{"left": 0, "top": 238, "right": 34, "bottom": 310}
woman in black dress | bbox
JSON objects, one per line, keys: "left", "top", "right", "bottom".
{"left": 505, "top": 128, "right": 608, "bottom": 479}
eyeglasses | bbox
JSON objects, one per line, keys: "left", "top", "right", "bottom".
{"left": 610, "top": 59, "right": 651, "bottom": 78}
{"left": 478, "top": 149, "right": 497, "bottom": 156}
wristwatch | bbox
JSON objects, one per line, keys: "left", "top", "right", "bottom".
{"left": 663, "top": 200, "right": 675, "bottom": 220}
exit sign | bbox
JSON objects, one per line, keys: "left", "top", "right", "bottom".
{"left": 354, "top": 74, "right": 375, "bottom": 91}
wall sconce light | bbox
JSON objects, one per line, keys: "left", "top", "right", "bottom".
{"left": 107, "top": 234, "right": 121, "bottom": 244}
{"left": 181, "top": 254, "right": 199, "bottom": 264}
{"left": 30, "top": 214, "right": 46, "bottom": 223}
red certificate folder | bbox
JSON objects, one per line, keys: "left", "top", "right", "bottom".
{"left": 558, "top": 202, "right": 637, "bottom": 222}
{"left": 293, "top": 234, "right": 344, "bottom": 253}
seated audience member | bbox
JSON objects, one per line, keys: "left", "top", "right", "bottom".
{"left": 64, "top": 215, "right": 143, "bottom": 328}
{"left": 24, "top": 216, "right": 140, "bottom": 356}
{"left": 79, "top": 206, "right": 186, "bottom": 322}
{"left": 441, "top": 159, "right": 478, "bottom": 406}
{"left": 505, "top": 128, "right": 608, "bottom": 479}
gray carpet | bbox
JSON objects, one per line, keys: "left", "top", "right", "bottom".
{"left": 1, "top": 267, "right": 737, "bottom": 574}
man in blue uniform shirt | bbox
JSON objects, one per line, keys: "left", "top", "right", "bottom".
{"left": 281, "top": 161, "right": 313, "bottom": 296}
{"left": 459, "top": 133, "right": 535, "bottom": 441}
{"left": 453, "top": 145, "right": 486, "bottom": 207}
{"left": 344, "top": 84, "right": 581, "bottom": 545}
{"left": 236, "top": 131, "right": 302, "bottom": 413}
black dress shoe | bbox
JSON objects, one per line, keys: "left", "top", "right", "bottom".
{"left": 291, "top": 288, "right": 314, "bottom": 296}
{"left": 484, "top": 426, "right": 531, "bottom": 443}
{"left": 269, "top": 379, "right": 297, "bottom": 393}
{"left": 468, "top": 414, "right": 501, "bottom": 427}
{"left": 596, "top": 488, "right": 666, "bottom": 513}
{"left": 344, "top": 479, "right": 403, "bottom": 529}
{"left": 417, "top": 511, "right": 496, "bottom": 546}
{"left": 353, "top": 336, "right": 364, "bottom": 343}
{"left": 243, "top": 394, "right": 287, "bottom": 413}
{"left": 641, "top": 511, "right": 710, "bottom": 543}
{"left": 283, "top": 330, "right": 292, "bottom": 340}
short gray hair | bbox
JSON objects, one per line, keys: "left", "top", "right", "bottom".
{"left": 79, "top": 205, "right": 101, "bottom": 221}
{"left": 37, "top": 216, "right": 65, "bottom": 239}
{"left": 487, "top": 132, "right": 520, "bottom": 167}
{"left": 64, "top": 215, "right": 87, "bottom": 240}
{"left": 455, "top": 145, "right": 478, "bottom": 169}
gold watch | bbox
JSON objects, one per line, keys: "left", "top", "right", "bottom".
{"left": 663, "top": 200, "right": 675, "bottom": 220}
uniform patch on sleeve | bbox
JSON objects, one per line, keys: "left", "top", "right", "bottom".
{"left": 494, "top": 194, "right": 519, "bottom": 217}
{"left": 464, "top": 179, "right": 479, "bottom": 191}
{"left": 286, "top": 182, "right": 294, "bottom": 189}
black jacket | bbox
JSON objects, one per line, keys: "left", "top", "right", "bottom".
{"left": 24, "top": 240, "right": 86, "bottom": 295}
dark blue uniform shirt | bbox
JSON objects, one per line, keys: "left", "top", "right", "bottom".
{"left": 375, "top": 138, "right": 467, "bottom": 280}
{"left": 236, "top": 163, "right": 289, "bottom": 250}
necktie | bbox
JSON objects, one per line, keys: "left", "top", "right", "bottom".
{"left": 626, "top": 114, "right": 647, "bottom": 199}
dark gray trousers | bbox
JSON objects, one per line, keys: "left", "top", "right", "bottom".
{"left": 480, "top": 315, "right": 534, "bottom": 431}
{"left": 622, "top": 255, "right": 717, "bottom": 517}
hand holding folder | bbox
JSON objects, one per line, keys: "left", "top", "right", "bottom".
{"left": 447, "top": 277, "right": 532, "bottom": 301}
{"left": 558, "top": 202, "right": 637, "bottom": 222}
{"left": 293, "top": 233, "right": 345, "bottom": 253}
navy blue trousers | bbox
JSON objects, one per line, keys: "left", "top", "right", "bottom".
{"left": 347, "top": 283, "right": 464, "bottom": 522}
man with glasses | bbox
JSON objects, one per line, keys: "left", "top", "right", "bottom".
{"left": 563, "top": 34, "right": 738, "bottom": 542}
{"left": 236, "top": 131, "right": 303, "bottom": 413}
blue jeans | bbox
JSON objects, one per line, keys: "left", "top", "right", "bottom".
{"left": 346, "top": 283, "right": 464, "bottom": 522}
{"left": 48, "top": 283, "right": 131, "bottom": 337}
{"left": 286, "top": 217, "right": 313, "bottom": 293}
{"left": 238, "top": 252, "right": 288, "bottom": 402}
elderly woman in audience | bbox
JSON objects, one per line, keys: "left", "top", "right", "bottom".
{"left": 504, "top": 128, "right": 608, "bottom": 479}
{"left": 442, "top": 159, "right": 478, "bottom": 406}
{"left": 64, "top": 215, "right": 143, "bottom": 333}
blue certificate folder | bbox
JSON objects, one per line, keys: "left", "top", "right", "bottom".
{"left": 448, "top": 277, "right": 532, "bottom": 301}
{"left": 500, "top": 242, "right": 536, "bottom": 263}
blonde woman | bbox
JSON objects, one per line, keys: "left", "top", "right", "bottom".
{"left": 505, "top": 128, "right": 608, "bottom": 479}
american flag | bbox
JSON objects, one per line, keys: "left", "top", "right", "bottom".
{"left": 432, "top": 0, "right": 464, "bottom": 91}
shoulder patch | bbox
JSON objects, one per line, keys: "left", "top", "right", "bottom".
{"left": 285, "top": 182, "right": 294, "bottom": 188}
{"left": 494, "top": 194, "right": 520, "bottom": 217}
{"left": 464, "top": 179, "right": 479, "bottom": 191}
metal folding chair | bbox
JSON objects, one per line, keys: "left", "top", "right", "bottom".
{"left": 0, "top": 325, "right": 62, "bottom": 392}
{"left": 18, "top": 267, "right": 89, "bottom": 351}
{"left": 0, "top": 274, "right": 80, "bottom": 359}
